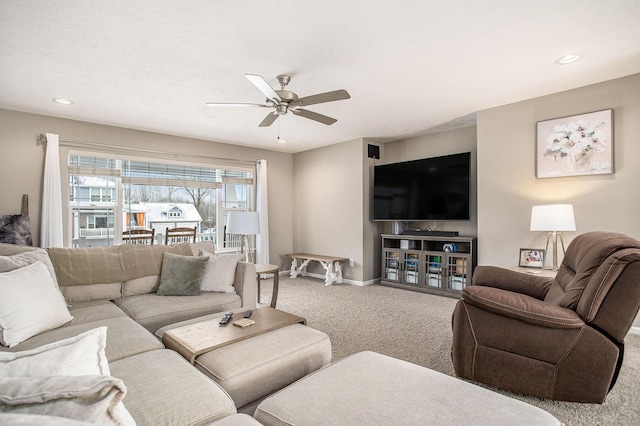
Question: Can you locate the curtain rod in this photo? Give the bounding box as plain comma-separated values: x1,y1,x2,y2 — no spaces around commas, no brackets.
37,134,258,167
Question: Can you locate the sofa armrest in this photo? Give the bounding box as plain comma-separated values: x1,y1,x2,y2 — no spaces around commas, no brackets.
234,261,257,309
462,286,584,329
471,265,553,300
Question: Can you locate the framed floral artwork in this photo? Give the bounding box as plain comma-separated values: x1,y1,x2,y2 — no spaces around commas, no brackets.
536,109,614,178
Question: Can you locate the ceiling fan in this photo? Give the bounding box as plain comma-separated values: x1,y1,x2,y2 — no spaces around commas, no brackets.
206,74,350,127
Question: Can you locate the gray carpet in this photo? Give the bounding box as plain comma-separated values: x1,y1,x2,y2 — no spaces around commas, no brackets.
259,275,640,426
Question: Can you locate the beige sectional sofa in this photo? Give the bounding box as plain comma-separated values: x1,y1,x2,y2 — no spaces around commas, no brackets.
0,242,261,425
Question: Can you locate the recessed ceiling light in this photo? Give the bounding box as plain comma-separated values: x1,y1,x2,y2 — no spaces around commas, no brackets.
53,98,73,105
555,54,581,65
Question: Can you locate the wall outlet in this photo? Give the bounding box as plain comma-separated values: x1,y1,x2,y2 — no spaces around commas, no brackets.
349,258,355,267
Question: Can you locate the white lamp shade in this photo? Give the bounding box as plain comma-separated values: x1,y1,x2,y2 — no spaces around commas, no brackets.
226,211,260,235
530,204,576,232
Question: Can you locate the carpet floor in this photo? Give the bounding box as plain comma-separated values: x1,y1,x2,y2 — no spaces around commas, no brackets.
259,275,640,426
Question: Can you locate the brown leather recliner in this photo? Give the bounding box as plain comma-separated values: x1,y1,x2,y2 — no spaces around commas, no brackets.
451,231,640,403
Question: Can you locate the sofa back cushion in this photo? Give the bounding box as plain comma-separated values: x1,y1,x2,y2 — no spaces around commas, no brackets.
47,246,123,303
543,232,640,339
47,243,200,302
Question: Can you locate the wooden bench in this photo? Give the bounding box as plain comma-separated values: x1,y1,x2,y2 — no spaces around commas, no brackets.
286,253,349,286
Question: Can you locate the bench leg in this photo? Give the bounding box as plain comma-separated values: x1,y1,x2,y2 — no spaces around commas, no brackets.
290,258,311,279
319,261,343,286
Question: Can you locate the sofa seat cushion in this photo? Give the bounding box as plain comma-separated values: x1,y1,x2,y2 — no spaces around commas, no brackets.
113,292,241,334
194,323,331,410
109,349,236,426
0,317,163,362
68,300,129,324
212,413,263,425
254,351,562,426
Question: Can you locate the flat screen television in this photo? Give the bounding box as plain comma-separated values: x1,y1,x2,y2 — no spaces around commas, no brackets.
373,152,471,221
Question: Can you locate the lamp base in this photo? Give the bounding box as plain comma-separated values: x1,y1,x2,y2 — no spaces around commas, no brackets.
544,231,567,272
242,235,253,263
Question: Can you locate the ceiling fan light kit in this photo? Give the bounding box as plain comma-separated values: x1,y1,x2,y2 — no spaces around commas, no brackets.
207,73,350,127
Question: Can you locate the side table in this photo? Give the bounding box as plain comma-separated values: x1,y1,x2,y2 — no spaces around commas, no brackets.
255,263,280,308
510,266,558,278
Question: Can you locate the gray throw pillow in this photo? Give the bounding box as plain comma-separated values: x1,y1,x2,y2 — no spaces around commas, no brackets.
157,252,208,296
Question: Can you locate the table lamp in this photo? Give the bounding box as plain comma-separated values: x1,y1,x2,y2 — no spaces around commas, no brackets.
226,211,260,263
530,204,576,271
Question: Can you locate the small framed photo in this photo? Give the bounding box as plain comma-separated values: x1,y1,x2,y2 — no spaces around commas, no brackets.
519,249,545,269
536,109,614,178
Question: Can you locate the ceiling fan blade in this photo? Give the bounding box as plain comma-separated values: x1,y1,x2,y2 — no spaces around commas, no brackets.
292,108,337,125
295,89,350,107
205,102,267,107
258,112,279,127
245,74,281,103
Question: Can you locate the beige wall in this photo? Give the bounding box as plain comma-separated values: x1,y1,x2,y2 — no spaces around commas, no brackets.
477,73,640,268
292,138,365,281
0,109,294,265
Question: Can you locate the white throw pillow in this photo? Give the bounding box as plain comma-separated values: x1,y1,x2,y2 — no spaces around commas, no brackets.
0,262,73,347
0,375,130,425
199,250,243,293
0,327,109,376
0,248,61,290
0,327,136,426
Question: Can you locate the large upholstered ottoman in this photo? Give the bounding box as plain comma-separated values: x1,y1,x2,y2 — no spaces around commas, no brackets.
156,312,332,413
254,351,563,426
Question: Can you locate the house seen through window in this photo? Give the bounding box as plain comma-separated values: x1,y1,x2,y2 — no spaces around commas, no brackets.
66,153,254,250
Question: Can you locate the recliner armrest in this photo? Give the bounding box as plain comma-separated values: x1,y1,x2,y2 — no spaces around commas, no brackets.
462,286,584,329
471,266,553,300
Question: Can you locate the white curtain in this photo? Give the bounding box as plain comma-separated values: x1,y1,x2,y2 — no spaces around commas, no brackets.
255,159,270,264
40,133,64,247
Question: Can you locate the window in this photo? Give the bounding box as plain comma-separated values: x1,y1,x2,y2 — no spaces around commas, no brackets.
66,152,254,249
168,209,182,218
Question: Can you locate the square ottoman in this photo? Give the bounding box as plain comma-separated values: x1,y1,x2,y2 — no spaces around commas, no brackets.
156,313,332,413
254,351,562,426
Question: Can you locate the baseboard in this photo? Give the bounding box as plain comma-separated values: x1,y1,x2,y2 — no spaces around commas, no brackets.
277,270,378,286
629,326,640,336
298,272,376,287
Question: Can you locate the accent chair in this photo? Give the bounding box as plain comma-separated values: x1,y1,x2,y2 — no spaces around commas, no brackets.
451,231,640,403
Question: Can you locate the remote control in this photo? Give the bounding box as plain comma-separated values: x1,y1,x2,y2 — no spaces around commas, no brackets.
243,310,252,319
219,312,233,326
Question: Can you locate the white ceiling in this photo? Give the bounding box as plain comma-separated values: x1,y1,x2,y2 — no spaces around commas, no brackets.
1,0,639,154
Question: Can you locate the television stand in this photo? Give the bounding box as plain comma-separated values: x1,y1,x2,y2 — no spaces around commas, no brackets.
380,234,477,297
402,230,459,237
